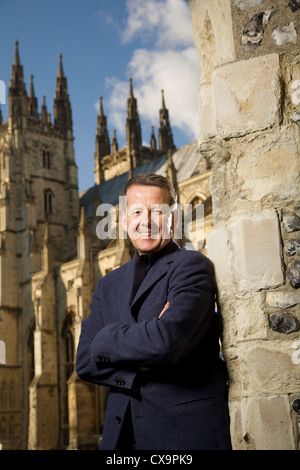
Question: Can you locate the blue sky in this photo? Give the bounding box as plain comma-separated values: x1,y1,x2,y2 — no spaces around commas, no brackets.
0,0,200,192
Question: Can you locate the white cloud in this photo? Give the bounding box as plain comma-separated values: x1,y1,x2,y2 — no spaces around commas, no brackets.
122,0,194,48
97,0,200,147
128,47,199,137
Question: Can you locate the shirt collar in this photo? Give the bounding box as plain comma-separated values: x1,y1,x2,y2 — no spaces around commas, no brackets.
135,239,175,269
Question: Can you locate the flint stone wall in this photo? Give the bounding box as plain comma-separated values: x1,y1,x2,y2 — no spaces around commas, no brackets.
189,0,300,449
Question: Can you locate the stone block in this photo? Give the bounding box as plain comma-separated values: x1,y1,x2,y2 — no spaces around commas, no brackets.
268,312,299,334
235,292,267,340
240,395,296,450
236,138,300,202
228,210,284,292
272,22,297,46
287,260,300,288
234,0,263,9
212,54,281,138
266,290,300,308
227,400,247,450
198,83,217,144
238,340,300,396
206,225,233,293
283,212,300,233
189,0,235,84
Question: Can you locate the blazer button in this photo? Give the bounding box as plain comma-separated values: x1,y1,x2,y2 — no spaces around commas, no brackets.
115,416,121,424
114,378,126,386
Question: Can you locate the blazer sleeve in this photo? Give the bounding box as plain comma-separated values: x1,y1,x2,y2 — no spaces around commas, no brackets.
75,280,138,392
88,250,216,369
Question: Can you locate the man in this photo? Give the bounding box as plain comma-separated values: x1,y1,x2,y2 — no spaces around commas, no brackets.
76,173,231,450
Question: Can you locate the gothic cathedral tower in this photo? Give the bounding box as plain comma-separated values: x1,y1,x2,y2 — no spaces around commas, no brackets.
0,42,79,449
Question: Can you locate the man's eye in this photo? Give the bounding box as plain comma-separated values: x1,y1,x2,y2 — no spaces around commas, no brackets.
152,209,162,215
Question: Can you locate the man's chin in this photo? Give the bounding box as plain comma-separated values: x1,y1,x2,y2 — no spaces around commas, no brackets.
135,238,170,254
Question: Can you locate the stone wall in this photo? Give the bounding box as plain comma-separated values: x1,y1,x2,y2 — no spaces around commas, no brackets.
189,0,300,450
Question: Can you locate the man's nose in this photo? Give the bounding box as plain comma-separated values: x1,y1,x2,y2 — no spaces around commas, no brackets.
140,209,152,226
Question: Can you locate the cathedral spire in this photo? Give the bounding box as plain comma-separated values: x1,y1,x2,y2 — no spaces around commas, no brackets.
41,96,51,125
126,78,142,163
112,129,118,153
150,125,157,154
167,148,177,191
158,89,175,154
8,41,28,127
94,96,110,185
129,77,134,99
14,40,21,66
28,75,39,119
58,54,64,78
53,54,72,132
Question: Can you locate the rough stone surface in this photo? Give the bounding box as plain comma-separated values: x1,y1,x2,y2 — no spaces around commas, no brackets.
236,138,300,202
268,312,299,334
241,10,275,48
266,291,300,308
284,238,300,256
212,54,281,138
206,225,232,293
190,0,300,451
240,395,296,450
288,0,300,13
272,22,297,46
234,0,263,9
228,210,283,292
283,212,300,233
287,261,300,288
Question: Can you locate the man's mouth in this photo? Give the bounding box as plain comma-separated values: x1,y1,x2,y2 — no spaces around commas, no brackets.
138,231,158,239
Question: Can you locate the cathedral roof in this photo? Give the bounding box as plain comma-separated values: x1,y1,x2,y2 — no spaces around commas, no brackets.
80,141,205,218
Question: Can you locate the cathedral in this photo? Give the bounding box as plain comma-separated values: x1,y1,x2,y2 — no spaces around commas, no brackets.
0,42,212,449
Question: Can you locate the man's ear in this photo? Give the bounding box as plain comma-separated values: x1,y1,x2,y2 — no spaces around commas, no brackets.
121,210,128,233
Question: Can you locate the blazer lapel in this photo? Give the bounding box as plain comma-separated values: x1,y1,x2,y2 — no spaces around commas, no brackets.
129,240,180,314
118,256,136,323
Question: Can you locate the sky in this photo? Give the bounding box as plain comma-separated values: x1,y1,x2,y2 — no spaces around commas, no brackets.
0,0,200,192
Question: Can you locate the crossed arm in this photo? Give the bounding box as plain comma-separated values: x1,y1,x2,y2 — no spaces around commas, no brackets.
76,254,215,391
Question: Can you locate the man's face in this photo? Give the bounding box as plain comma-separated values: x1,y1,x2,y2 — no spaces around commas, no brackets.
121,184,176,255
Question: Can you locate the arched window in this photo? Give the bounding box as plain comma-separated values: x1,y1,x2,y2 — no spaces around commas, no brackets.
191,196,202,211
44,189,53,214
42,147,51,169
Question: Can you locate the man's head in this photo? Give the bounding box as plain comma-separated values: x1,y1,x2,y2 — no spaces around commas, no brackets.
121,173,178,255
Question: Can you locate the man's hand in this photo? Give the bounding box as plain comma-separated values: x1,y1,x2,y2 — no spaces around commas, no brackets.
158,301,170,318
140,302,170,372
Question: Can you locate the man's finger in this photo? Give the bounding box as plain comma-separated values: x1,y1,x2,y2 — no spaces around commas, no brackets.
158,301,170,318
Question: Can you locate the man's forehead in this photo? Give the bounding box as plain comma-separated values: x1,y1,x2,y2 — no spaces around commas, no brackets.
126,184,168,198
